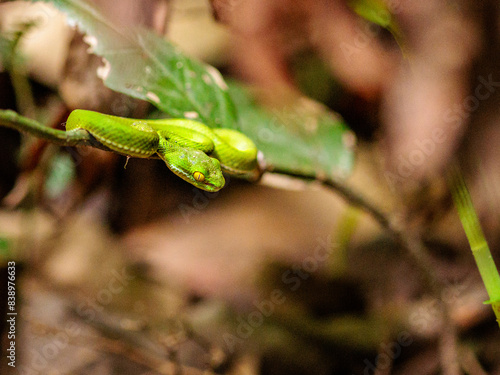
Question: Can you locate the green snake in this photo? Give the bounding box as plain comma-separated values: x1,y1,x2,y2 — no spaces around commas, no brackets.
1,109,260,192
68,110,261,191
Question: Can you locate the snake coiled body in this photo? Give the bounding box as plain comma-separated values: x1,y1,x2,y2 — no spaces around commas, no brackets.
66,110,259,191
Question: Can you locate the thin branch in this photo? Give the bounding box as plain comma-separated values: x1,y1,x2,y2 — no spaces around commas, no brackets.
320,175,392,229
0,109,110,151
314,174,460,375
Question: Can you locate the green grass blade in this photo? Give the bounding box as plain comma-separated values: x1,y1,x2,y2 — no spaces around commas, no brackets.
448,165,500,326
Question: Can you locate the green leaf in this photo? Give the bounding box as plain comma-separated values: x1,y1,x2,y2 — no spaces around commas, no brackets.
347,0,405,55
33,0,355,179
229,84,355,178
32,0,237,128
348,0,392,28
0,236,12,261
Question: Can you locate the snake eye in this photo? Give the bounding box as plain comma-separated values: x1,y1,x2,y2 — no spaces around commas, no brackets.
193,171,205,182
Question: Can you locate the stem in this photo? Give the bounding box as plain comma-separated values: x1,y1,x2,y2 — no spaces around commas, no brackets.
10,69,37,119
269,169,391,229
0,109,74,143
448,164,500,326
5,23,37,118
0,110,111,152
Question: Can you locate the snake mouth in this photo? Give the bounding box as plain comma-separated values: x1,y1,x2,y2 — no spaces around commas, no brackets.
198,180,223,192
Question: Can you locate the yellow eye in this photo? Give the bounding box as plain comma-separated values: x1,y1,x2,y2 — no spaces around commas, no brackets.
193,171,205,182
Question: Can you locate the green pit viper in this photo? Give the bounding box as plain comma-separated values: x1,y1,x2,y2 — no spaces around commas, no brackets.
3,109,261,192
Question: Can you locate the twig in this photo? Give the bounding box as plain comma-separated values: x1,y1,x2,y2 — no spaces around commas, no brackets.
314,174,460,375
0,109,109,151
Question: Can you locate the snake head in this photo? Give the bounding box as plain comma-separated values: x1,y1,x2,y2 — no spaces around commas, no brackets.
165,147,225,192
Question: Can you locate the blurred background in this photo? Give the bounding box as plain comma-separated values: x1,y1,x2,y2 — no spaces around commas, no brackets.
0,0,499,374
